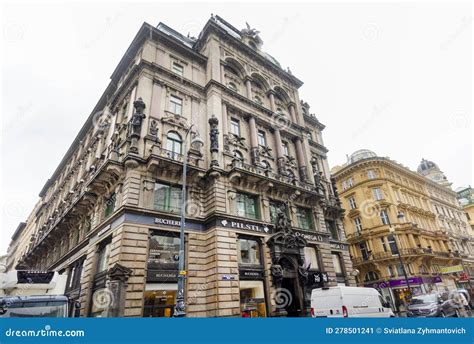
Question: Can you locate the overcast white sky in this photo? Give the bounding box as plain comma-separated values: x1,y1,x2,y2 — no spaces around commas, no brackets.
0,1,472,255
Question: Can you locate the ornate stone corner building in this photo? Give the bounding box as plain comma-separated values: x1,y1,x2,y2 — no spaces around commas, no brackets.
12,16,354,318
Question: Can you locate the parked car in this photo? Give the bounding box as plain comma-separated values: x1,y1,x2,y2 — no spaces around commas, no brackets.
407,293,458,317
311,286,395,318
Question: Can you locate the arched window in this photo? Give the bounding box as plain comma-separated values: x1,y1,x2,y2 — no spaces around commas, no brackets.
166,132,182,156
228,82,238,92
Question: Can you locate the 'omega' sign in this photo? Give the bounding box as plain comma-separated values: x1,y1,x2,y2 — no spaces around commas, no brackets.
330,242,348,250
294,231,325,243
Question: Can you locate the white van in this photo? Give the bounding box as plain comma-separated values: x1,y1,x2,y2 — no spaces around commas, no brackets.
311,286,395,318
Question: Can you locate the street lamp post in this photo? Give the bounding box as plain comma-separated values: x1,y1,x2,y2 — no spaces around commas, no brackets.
387,209,412,307
174,125,204,318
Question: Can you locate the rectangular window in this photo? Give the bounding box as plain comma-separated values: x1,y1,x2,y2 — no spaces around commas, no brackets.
396,263,404,276
326,220,339,240
342,181,347,191
348,197,357,209
347,177,353,187
169,95,182,115
96,240,111,273
304,247,319,270
148,234,180,270
230,118,240,136
104,193,116,218
236,193,259,220
296,207,313,230
237,238,261,266
332,253,344,275
373,188,383,200
354,217,363,233
359,242,370,260
282,142,289,156
380,209,390,225
387,235,399,255
172,63,184,76
393,188,401,202
257,130,266,146
367,169,376,179
387,265,395,277
381,237,388,252
154,182,182,213
269,201,287,224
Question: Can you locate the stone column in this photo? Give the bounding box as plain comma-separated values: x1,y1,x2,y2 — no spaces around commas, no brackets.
288,102,297,123
294,138,308,181
222,102,229,153
248,116,259,164
273,128,285,174
245,77,252,99
220,63,225,84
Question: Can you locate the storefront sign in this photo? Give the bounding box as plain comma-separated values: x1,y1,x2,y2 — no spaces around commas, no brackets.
154,217,181,227
294,230,329,243
239,269,264,280
147,269,178,282
221,275,237,280
218,218,271,234
389,277,423,288
311,272,329,285
330,242,348,250
440,265,464,274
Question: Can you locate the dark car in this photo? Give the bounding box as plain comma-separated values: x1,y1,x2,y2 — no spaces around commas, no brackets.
407,293,458,318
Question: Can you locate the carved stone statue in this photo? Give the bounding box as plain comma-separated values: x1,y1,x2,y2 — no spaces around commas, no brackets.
241,22,260,38
208,115,219,167
129,97,146,153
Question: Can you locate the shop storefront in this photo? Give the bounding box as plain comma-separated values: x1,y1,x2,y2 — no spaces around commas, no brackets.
144,231,180,317
369,276,443,312
237,236,267,318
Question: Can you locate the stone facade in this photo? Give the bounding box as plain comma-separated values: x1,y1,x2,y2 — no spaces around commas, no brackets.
10,16,354,318
332,150,473,311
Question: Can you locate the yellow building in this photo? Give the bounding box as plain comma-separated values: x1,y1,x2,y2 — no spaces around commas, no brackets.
332,150,473,311
456,186,474,288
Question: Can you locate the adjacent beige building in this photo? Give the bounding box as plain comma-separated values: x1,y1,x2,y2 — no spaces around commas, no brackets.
332,150,473,310
9,16,354,318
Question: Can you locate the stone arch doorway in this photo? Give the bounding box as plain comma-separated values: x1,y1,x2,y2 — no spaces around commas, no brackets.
278,256,304,317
